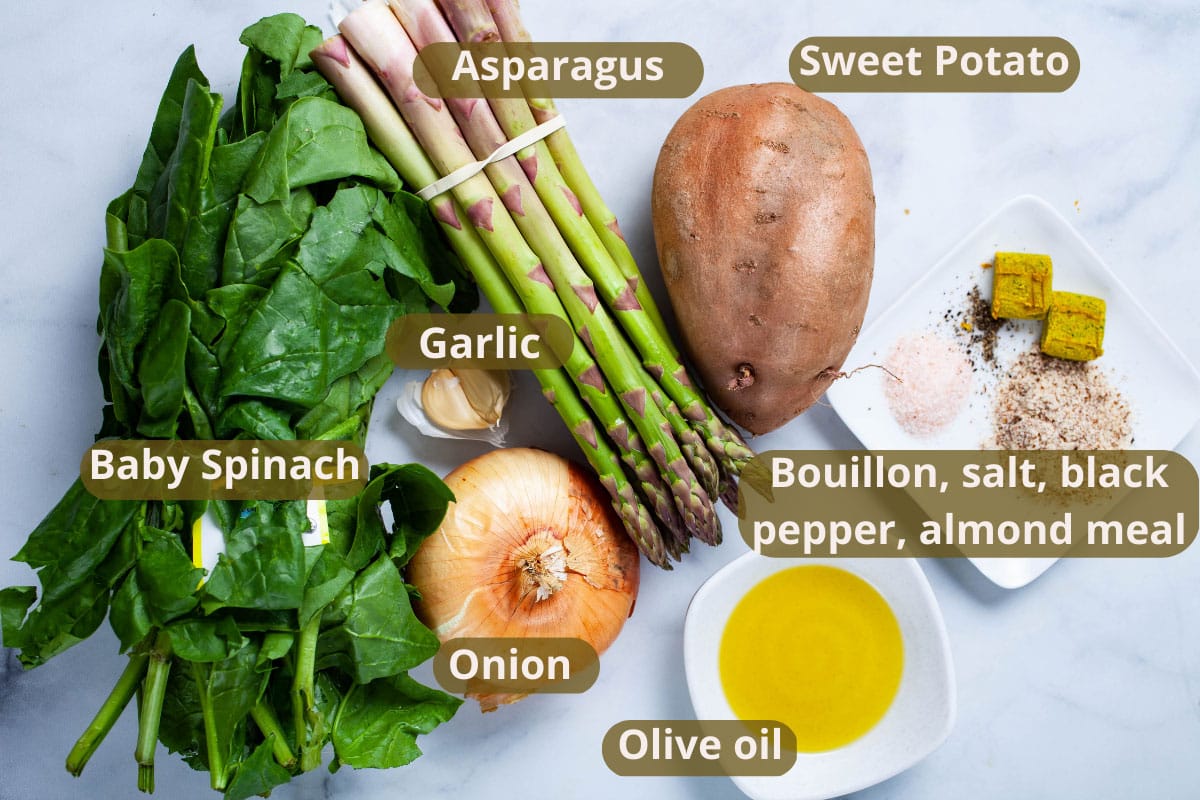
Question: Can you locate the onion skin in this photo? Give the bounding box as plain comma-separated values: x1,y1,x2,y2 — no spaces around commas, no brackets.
407,448,640,710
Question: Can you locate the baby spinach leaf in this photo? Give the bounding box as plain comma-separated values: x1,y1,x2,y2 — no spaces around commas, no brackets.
313,671,344,740
256,631,294,668
193,640,264,786
221,187,316,285
331,673,462,770
0,586,36,649
397,191,477,312
377,464,456,566
103,522,152,652
136,526,203,623
185,337,223,432
229,15,326,139
295,184,388,285
148,79,223,252
3,576,110,668
202,502,307,611
369,193,457,309
229,47,277,140
219,263,396,407
179,131,267,297
166,615,246,663
138,298,191,429
99,238,188,395
294,186,454,309
123,47,210,247
275,70,333,103
294,353,392,444
241,97,398,206
239,14,323,79
223,735,292,800
321,268,393,308
386,270,443,317
344,462,444,572
159,660,210,771
109,571,153,651
345,477,389,572
13,479,139,607
215,399,296,441
182,383,216,440
96,513,142,586
206,282,268,369
318,555,440,684
299,547,354,629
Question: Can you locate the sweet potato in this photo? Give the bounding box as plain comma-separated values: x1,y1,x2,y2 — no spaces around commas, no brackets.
651,82,875,434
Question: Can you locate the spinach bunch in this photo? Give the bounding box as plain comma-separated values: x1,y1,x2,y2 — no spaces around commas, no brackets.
0,14,475,797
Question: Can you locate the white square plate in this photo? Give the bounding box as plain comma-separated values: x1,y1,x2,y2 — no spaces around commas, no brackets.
826,195,1200,588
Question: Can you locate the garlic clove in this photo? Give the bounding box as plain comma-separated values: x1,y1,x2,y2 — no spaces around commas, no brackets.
419,368,511,431
452,368,510,426
396,369,509,446
421,369,493,431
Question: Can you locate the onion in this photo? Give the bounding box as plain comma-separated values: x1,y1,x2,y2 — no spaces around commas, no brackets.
407,448,640,710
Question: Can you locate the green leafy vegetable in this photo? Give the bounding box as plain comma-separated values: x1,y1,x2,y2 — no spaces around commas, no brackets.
317,554,440,685
331,673,461,770
1,13,474,797
222,736,293,800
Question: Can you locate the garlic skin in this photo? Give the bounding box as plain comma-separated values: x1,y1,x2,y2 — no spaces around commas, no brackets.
421,369,510,431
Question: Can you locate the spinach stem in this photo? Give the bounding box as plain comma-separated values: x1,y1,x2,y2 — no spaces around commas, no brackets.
191,661,228,792
250,699,297,770
135,631,173,794
105,212,128,252
66,652,150,776
314,414,365,442
292,613,323,772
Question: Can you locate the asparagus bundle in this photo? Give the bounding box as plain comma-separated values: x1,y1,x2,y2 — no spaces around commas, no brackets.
314,0,754,567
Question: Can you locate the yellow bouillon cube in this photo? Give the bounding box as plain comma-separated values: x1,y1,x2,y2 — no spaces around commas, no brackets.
1040,291,1106,361
991,252,1052,319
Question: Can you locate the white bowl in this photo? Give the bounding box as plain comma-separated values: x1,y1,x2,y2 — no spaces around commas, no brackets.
683,554,956,800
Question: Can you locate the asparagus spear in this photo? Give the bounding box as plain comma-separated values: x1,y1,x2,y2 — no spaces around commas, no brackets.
394,0,719,502
311,36,677,565
432,0,754,491
375,0,703,527
479,0,670,339
537,364,674,565
388,0,722,506
337,1,719,543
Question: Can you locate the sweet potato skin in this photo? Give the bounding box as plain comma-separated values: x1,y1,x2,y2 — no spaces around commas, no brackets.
652,82,874,434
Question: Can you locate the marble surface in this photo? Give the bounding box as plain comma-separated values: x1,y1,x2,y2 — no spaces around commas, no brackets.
2,1,1199,798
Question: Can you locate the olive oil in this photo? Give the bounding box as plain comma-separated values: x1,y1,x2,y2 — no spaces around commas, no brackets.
718,566,904,752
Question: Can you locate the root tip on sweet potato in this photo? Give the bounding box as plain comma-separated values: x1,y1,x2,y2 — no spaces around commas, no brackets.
727,364,756,391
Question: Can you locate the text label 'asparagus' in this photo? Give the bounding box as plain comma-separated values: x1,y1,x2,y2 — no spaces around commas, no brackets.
415,42,704,98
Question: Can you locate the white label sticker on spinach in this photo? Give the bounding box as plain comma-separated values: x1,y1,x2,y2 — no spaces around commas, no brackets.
192,500,329,579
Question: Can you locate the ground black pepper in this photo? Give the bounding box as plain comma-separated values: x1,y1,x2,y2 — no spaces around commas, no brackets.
965,285,1006,364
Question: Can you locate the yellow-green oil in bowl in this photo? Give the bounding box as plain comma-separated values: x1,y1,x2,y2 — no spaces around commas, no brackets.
718,565,904,752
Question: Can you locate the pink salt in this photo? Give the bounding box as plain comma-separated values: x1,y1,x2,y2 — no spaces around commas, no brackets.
883,333,972,437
